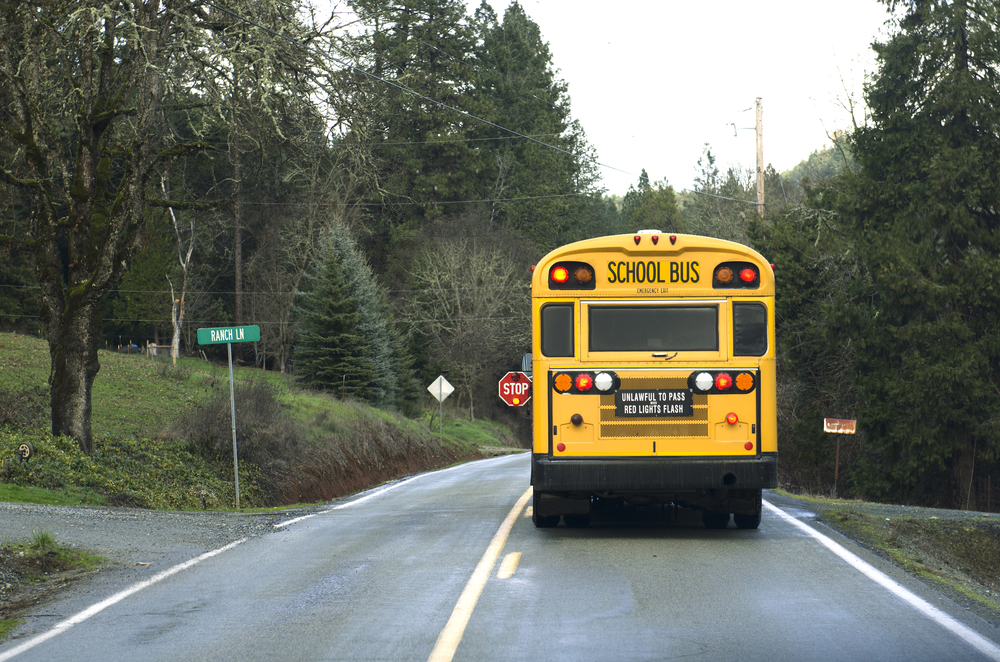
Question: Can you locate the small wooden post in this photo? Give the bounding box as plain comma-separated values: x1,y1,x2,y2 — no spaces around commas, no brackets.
824,418,856,497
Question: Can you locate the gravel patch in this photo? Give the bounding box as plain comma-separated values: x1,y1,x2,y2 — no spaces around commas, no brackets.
0,501,326,625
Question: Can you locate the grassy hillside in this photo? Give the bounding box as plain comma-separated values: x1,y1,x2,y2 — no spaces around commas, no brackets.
0,333,522,510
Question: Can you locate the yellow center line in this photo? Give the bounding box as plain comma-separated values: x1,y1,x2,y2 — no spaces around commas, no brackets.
496,552,522,579
427,486,533,662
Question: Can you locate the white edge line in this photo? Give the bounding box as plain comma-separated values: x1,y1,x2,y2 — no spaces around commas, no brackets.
273,452,527,529
0,538,247,662
763,499,1000,661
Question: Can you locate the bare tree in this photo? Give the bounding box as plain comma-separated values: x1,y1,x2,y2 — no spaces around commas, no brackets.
0,0,346,452
160,176,196,365
406,228,530,421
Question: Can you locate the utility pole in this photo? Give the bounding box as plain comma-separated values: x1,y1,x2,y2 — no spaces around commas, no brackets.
755,97,764,218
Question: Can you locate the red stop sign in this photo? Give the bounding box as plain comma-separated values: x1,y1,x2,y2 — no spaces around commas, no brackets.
498,371,532,406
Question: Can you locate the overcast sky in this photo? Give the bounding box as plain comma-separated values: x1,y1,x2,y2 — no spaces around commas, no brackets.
475,0,896,196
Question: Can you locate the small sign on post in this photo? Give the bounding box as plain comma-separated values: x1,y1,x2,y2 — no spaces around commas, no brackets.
824,418,857,434
824,418,857,495
427,376,454,443
198,325,260,510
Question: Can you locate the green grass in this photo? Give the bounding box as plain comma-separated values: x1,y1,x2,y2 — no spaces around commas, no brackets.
0,618,21,640
0,332,519,510
431,415,520,453
0,530,104,640
1,429,268,510
0,482,107,506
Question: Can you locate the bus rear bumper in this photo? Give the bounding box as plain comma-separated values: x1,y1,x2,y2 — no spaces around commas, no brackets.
532,453,778,493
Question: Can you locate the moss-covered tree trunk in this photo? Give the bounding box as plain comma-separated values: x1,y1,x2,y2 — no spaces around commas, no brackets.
46,297,103,454
0,2,168,454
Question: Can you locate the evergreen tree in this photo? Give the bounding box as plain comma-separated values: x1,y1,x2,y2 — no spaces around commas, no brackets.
324,222,418,408
111,212,177,343
620,169,683,233
293,249,373,399
347,0,488,232
682,145,757,243
474,1,601,247
828,0,1000,508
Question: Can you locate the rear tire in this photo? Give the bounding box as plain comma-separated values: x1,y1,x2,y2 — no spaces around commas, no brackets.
734,490,762,530
532,490,560,528
702,511,730,529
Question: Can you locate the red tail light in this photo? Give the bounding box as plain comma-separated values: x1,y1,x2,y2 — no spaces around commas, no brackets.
715,373,733,390
551,265,570,284
726,412,739,425
575,374,594,391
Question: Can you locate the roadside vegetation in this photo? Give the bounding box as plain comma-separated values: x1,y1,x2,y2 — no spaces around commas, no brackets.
0,531,103,638
0,333,523,511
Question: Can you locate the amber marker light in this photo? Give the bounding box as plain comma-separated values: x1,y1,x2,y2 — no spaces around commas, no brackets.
574,266,593,284
736,373,754,391
554,373,573,392
715,266,734,284
726,412,739,425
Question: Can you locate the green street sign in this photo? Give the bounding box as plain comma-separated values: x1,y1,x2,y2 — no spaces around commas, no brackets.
197,325,260,345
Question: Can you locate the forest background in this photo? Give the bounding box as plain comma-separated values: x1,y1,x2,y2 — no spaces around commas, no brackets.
1,0,998,512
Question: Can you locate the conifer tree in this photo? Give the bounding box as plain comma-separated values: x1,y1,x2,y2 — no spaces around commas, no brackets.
293,249,373,399
474,1,601,247
324,223,418,409
829,0,1000,507
620,170,683,233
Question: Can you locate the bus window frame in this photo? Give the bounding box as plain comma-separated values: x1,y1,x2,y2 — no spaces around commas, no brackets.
539,301,576,358
732,301,770,357
579,299,730,362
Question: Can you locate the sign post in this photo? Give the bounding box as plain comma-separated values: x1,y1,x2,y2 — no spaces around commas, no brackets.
198,325,260,509
498,371,532,407
427,376,454,444
824,418,857,495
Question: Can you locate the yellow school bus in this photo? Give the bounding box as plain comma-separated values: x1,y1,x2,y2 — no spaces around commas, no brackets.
529,231,776,529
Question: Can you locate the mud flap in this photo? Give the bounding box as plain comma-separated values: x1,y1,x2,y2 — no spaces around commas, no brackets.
535,493,592,518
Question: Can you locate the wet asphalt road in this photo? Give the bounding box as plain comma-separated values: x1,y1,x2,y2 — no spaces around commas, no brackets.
2,452,1000,661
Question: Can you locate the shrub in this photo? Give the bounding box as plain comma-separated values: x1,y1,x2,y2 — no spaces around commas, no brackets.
167,379,303,494
0,386,48,430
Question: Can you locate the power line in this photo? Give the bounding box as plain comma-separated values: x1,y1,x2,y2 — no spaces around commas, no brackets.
204,3,635,178
389,27,567,115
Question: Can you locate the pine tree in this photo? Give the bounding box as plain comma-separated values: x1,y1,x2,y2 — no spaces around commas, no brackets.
324,223,418,408
830,0,1000,508
347,0,488,229
620,170,683,233
474,1,601,247
293,249,373,399
111,213,177,343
